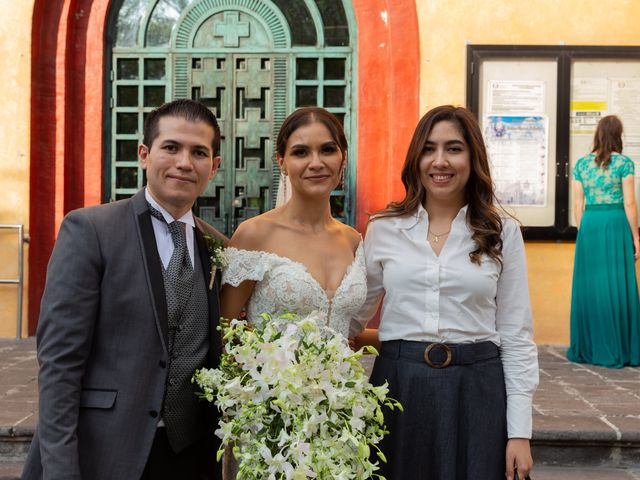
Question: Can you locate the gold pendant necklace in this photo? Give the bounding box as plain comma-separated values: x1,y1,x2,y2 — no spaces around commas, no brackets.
428,228,451,244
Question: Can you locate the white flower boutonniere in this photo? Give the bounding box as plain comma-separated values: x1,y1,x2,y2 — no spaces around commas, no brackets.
203,234,229,290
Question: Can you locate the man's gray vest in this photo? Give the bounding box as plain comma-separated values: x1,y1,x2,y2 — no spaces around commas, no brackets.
161,239,209,453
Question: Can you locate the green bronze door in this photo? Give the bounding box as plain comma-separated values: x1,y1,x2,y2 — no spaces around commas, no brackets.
109,0,356,237
190,54,274,233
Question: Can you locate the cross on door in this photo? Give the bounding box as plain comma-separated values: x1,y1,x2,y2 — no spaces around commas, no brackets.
235,108,269,149
213,12,250,47
235,57,271,99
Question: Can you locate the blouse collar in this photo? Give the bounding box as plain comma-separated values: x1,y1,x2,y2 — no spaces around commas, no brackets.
394,203,468,230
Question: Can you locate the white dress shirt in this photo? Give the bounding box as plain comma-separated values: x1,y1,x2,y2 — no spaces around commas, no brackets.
145,189,195,269
352,204,539,438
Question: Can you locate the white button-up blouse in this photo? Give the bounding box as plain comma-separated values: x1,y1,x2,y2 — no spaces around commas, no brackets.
351,204,539,439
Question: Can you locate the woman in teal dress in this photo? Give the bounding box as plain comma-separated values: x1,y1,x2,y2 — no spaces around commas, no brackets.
568,115,640,368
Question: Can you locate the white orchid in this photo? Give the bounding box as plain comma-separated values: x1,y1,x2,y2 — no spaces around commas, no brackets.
192,312,402,479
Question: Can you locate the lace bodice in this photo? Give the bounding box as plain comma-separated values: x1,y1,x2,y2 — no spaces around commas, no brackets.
573,153,635,205
221,242,367,338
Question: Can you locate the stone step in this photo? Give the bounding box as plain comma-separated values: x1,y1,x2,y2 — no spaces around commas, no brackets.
2,435,639,475
2,457,639,480
0,428,31,480
0,432,30,462
532,414,640,469
533,438,640,469
0,461,22,480
534,465,640,479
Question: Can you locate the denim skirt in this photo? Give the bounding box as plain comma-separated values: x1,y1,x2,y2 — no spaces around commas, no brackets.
370,340,507,480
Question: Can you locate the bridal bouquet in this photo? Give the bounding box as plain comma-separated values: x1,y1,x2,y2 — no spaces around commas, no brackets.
193,312,401,480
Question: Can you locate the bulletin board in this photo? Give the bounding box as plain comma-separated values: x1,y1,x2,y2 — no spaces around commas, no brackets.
478,60,558,227
569,60,640,226
467,46,640,239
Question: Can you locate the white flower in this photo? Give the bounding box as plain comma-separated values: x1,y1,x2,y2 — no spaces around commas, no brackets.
214,247,230,267
192,312,402,480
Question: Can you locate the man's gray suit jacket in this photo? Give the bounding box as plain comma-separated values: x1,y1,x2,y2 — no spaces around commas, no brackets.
22,189,223,480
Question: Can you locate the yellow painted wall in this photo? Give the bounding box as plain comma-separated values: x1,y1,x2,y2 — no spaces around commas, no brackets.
417,0,640,344
0,1,32,337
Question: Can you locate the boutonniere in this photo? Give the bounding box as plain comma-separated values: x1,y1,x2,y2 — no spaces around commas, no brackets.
203,235,229,290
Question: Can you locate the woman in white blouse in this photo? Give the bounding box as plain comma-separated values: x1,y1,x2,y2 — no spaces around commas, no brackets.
352,105,538,480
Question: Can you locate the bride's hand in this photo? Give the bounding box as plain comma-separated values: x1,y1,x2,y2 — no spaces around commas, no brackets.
348,337,356,351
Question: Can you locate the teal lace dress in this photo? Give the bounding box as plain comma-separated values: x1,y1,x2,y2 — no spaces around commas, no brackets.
568,153,640,367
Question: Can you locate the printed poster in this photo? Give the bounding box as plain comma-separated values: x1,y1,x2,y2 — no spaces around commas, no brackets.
570,78,608,135
484,115,549,207
571,77,640,176
487,80,545,114
610,78,640,176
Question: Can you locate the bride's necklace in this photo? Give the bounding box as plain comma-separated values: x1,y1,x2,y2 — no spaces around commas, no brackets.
428,228,451,244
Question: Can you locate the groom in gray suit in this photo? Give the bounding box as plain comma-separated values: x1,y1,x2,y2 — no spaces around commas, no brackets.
23,99,225,480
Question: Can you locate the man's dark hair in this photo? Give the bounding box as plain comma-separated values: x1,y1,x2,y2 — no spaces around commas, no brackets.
143,99,221,155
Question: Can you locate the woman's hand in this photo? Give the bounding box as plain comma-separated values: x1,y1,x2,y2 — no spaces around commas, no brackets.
505,438,533,480
634,236,639,261
351,328,381,352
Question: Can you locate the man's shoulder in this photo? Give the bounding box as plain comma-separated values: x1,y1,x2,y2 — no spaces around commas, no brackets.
195,217,229,246
62,198,135,233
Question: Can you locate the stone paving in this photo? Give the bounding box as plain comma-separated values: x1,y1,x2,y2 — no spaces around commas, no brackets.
0,339,37,438
534,345,640,446
1,339,640,479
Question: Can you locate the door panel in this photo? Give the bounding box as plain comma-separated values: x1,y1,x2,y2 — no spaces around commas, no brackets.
191,53,274,236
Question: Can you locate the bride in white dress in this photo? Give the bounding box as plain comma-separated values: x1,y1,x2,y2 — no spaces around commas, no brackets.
219,107,368,477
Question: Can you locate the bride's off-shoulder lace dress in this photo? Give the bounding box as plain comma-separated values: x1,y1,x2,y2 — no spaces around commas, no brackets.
219,242,368,479
221,241,367,338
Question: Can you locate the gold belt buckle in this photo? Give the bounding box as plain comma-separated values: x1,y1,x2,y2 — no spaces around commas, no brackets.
423,343,452,368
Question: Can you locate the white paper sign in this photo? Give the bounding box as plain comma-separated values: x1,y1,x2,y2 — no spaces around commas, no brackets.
484,115,549,206
570,77,608,135
487,80,545,114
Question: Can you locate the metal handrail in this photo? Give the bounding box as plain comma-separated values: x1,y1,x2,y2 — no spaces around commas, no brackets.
0,224,24,339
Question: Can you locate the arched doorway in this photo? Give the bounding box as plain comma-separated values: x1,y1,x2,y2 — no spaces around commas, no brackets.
107,0,357,236
28,0,418,334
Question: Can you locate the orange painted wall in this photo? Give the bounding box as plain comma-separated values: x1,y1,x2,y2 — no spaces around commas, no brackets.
28,0,110,334
352,0,420,231
83,1,108,206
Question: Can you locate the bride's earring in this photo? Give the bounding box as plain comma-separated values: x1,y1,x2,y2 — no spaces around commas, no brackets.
282,170,288,200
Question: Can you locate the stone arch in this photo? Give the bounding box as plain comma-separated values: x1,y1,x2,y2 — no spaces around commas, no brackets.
173,0,290,49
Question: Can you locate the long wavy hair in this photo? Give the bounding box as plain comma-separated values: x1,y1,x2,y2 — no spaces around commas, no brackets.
592,115,623,169
373,105,504,266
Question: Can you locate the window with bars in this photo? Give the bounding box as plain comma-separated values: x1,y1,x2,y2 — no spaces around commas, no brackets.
294,55,350,218
112,56,170,200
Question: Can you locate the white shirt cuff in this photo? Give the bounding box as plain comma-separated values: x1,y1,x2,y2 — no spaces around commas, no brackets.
506,392,533,438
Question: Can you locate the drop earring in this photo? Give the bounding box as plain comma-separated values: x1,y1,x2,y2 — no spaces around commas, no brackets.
283,171,288,200
276,169,289,207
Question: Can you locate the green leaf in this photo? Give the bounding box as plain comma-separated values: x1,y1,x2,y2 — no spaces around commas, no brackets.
363,345,380,356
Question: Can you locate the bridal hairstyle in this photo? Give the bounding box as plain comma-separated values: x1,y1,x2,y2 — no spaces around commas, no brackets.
592,115,623,169
276,107,348,164
374,105,504,266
